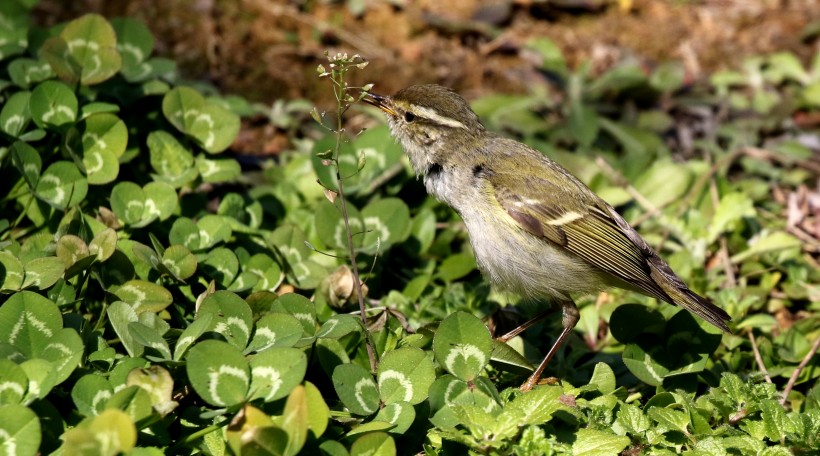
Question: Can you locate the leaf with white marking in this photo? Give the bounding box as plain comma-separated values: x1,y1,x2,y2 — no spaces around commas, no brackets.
0,359,27,405
111,279,173,314
126,365,177,416
432,311,492,382
186,339,250,407
173,313,212,361
622,342,670,387
29,80,77,129
360,198,411,254
147,130,198,188
0,251,24,291
168,217,201,251
248,347,307,402
138,181,177,226
316,314,362,339
10,141,40,189
373,402,415,435
71,373,115,416
271,293,317,344
19,359,58,403
196,155,241,183
160,244,197,280
78,113,127,184
246,312,303,353
0,291,62,358
35,161,87,210
128,322,172,360
377,347,435,405
0,405,40,456
8,58,55,89
197,290,253,349
200,247,239,287
88,228,117,262
196,215,232,249
0,91,31,136
54,14,122,85
35,327,83,385
162,86,239,154
332,363,379,416
110,182,145,225
111,17,153,72
107,301,142,358
22,256,65,290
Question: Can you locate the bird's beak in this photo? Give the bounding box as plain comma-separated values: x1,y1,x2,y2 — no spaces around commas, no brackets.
363,92,397,117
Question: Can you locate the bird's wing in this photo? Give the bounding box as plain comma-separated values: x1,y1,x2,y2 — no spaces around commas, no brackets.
486,168,670,303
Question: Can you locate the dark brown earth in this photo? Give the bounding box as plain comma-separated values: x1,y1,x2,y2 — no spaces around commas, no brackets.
34,0,820,153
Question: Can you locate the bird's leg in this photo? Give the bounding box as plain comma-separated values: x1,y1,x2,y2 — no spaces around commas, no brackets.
520,299,579,392
496,308,557,343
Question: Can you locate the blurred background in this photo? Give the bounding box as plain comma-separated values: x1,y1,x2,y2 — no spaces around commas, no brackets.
32,0,820,151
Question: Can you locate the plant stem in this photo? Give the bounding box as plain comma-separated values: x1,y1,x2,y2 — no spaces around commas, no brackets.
329,66,378,373
780,335,820,406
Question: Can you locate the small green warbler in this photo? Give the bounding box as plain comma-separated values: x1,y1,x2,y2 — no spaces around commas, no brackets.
365,84,731,391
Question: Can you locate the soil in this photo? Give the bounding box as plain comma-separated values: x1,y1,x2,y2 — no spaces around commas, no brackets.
33,0,820,154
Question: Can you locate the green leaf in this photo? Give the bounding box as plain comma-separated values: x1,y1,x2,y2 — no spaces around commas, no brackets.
377,347,435,405
197,290,253,349
333,363,379,416
36,328,83,385
110,181,145,225
0,405,41,456
173,313,212,361
273,385,310,456
622,343,669,387
304,381,330,439
496,385,564,436
571,428,630,456
126,365,177,416
360,198,411,253
730,231,802,263
29,80,77,129
77,113,127,184
588,362,617,395
633,159,693,208
200,247,239,287
62,409,136,455
0,359,27,405
247,312,304,352
373,401,415,434
433,311,492,382
147,130,198,188
55,14,122,85
160,244,197,280
350,431,395,456
111,17,153,71
186,340,250,407
196,155,241,183
248,347,307,402
8,59,54,89
162,86,240,153
708,192,755,243
0,251,25,291
647,406,691,434
71,374,114,416
111,280,173,313
35,161,87,209
129,322,172,360
107,301,142,357
22,256,65,290
88,228,117,262
1,91,31,136
0,291,62,358
11,141,40,189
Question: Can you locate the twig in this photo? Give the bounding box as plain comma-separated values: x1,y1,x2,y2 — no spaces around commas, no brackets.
705,149,737,288
747,329,772,384
780,335,820,406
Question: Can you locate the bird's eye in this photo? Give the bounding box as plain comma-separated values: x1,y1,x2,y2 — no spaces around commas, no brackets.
404,112,416,122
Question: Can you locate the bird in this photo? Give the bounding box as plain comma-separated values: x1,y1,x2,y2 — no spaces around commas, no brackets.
364,84,731,391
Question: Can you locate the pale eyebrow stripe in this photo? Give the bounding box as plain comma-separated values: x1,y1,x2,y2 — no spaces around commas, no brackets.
412,106,468,130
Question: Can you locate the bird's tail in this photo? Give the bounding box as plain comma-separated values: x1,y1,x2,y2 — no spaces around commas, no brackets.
672,287,731,333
